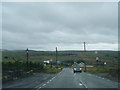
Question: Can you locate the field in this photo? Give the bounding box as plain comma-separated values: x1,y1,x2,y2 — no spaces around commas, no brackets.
85,66,119,81
1,50,119,82
2,50,119,65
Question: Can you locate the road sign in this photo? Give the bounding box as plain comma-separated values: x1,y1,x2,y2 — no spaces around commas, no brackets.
96,57,99,62
57,61,61,64
104,62,107,65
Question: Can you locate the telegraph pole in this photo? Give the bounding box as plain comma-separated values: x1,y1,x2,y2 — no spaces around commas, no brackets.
84,42,86,52
84,42,86,72
56,47,58,64
26,48,29,70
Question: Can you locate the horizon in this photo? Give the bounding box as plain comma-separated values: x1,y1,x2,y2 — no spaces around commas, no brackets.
1,48,118,51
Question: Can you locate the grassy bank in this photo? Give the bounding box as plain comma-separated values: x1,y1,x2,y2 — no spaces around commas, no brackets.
2,60,62,83
86,66,119,82
43,67,62,74
2,50,118,66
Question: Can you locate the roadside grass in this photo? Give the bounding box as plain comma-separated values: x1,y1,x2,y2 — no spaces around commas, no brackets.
86,66,119,82
42,64,63,74
2,60,63,82
0,76,2,79
2,60,44,82
43,67,62,74
86,67,108,74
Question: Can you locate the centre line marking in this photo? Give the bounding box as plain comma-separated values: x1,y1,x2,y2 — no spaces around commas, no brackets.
42,84,46,86
39,87,42,89
47,81,49,84
79,83,82,86
36,86,42,90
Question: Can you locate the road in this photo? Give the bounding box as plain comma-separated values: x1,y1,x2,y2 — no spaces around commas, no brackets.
3,68,118,89
36,68,118,89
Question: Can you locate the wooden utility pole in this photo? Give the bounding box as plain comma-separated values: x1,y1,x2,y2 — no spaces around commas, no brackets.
26,48,29,70
56,47,58,64
84,42,86,52
84,42,86,72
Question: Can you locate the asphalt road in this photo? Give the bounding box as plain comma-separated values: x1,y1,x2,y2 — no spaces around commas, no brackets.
3,68,118,89
3,73,55,88
36,68,118,89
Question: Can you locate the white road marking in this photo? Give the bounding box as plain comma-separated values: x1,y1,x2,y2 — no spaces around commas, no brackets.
79,79,88,88
36,87,41,90
47,81,49,84
51,77,56,80
102,78,104,79
42,84,46,86
53,77,56,79
51,78,54,80
49,80,52,82
39,87,42,89
79,83,82,86
35,85,41,89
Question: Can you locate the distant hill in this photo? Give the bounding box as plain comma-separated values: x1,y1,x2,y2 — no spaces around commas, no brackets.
2,50,118,65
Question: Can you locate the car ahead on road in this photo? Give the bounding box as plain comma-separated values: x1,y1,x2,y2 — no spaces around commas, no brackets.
73,65,82,73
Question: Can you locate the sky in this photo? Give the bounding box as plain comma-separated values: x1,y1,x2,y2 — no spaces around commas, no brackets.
2,2,118,51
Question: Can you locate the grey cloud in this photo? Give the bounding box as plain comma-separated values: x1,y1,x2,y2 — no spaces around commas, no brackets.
2,2,118,50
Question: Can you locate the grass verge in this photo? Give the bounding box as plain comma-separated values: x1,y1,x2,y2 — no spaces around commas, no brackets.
86,66,119,82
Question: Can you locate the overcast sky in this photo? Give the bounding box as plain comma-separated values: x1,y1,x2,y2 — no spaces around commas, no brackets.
2,2,118,51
